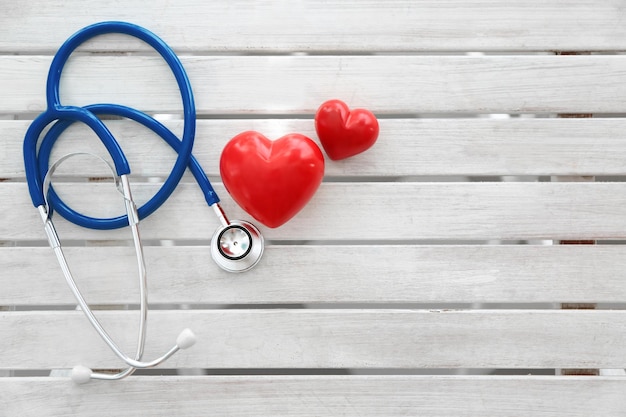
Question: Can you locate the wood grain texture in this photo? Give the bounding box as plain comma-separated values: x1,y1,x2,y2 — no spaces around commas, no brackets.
4,0,626,414
5,118,626,178
2,245,626,305
1,376,625,417
2,0,625,52
6,182,626,241
4,55,626,114
2,310,625,369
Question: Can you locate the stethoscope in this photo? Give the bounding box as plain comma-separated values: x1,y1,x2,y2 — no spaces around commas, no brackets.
22,21,264,383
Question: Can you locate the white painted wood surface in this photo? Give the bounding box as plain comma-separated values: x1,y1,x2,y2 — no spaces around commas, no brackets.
4,118,626,177
4,55,626,114
1,376,626,417
2,245,626,305
2,1,626,415
4,182,626,241
2,0,625,52
2,310,626,369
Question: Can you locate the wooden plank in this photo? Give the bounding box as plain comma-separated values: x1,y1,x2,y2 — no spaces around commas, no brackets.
5,182,626,241
1,376,625,417
1,310,625,369
553,148,599,375
4,55,626,115
2,0,625,52
5,118,626,178
3,245,626,306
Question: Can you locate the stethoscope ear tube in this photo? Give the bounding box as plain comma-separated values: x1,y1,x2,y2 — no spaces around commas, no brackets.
24,21,266,384
36,173,197,384
23,21,205,384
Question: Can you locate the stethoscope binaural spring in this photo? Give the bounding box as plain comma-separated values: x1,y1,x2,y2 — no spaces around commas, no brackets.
23,21,264,384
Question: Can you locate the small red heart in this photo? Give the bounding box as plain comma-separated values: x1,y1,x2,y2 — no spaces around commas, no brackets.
220,131,325,228
315,99,379,160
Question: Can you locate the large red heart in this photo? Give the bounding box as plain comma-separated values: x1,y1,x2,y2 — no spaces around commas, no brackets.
315,99,379,160
220,131,325,228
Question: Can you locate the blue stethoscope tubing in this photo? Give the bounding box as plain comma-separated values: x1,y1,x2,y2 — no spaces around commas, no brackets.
22,21,264,384
23,21,219,230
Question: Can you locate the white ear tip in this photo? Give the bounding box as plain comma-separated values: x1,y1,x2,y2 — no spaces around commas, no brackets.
71,365,92,384
176,328,197,349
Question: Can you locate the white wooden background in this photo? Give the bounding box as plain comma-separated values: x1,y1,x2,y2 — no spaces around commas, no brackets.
2,1,626,416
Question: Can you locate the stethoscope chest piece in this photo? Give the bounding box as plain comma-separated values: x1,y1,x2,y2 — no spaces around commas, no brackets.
211,220,264,273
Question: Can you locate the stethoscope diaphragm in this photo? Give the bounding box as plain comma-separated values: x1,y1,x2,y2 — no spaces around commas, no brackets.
211,220,264,273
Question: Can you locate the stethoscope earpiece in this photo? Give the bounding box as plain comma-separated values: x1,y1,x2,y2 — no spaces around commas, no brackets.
70,327,197,385
211,220,264,273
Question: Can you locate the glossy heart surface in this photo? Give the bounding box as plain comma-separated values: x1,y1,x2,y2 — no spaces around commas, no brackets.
220,131,325,228
314,99,379,160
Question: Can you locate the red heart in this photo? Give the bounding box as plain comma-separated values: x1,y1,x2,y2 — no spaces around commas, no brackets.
220,131,325,228
314,99,379,160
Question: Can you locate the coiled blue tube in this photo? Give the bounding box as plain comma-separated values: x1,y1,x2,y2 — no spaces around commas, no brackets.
23,21,219,230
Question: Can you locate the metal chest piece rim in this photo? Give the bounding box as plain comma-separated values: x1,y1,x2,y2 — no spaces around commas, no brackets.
211,220,264,273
